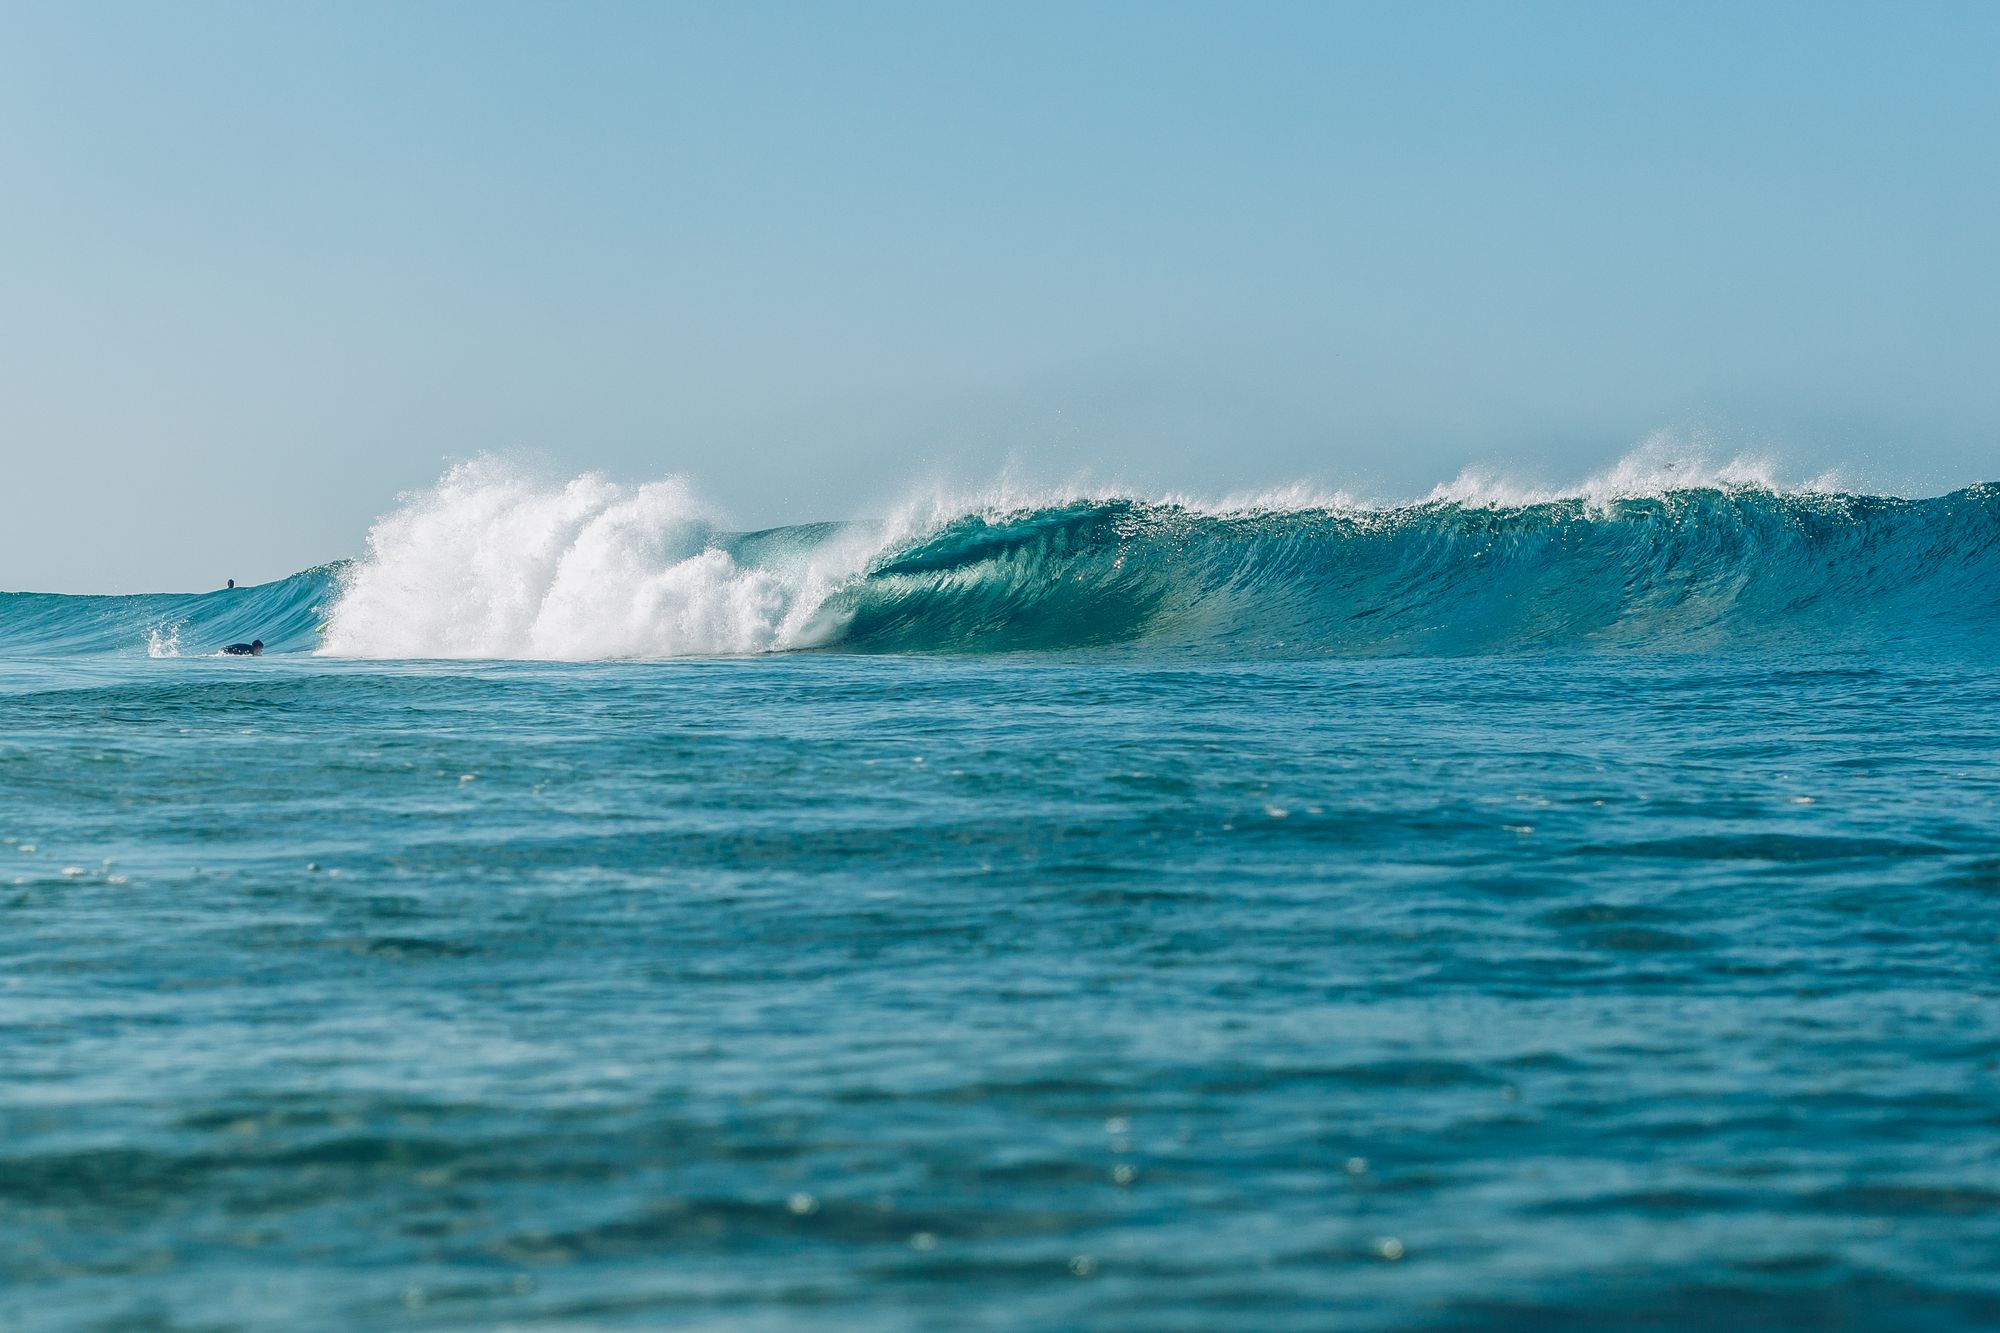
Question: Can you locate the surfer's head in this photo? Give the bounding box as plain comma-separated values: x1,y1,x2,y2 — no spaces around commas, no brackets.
251,640,264,654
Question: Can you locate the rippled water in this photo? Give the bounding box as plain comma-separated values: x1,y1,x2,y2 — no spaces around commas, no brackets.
4,650,1997,1329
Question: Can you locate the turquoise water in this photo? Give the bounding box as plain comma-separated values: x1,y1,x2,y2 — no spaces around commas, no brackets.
4,480,2000,1329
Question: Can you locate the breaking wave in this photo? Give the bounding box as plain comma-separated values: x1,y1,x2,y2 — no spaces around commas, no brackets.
5,457,1998,659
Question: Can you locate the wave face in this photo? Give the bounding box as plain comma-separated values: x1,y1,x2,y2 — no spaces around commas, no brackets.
6,461,1999,659
0,566,340,659
826,485,2000,657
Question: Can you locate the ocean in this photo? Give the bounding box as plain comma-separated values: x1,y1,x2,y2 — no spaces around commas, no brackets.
3,463,1999,1330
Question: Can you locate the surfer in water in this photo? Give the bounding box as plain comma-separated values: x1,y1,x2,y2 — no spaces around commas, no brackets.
221,640,264,656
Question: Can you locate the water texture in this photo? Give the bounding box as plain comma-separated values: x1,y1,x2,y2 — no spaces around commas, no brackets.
3,469,1998,1330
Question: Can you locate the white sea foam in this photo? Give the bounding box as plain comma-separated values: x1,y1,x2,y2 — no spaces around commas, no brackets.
147,623,182,658
317,458,896,659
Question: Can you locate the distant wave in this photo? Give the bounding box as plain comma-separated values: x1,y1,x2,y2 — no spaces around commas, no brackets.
5,457,1998,659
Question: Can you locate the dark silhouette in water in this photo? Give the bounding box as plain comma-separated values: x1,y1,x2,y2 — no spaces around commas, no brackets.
222,640,263,656
227,579,235,589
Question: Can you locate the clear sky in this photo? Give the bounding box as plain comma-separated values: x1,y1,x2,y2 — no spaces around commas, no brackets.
2,0,1995,591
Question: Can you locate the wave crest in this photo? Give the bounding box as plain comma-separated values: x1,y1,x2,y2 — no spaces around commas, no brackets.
6,455,1996,660
311,457,2000,660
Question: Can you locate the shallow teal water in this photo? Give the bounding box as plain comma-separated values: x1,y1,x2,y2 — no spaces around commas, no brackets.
4,649,1998,1330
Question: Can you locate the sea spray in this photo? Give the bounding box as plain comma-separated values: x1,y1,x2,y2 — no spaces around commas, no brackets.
314,458,2000,659
5,456,1997,660
315,459,899,659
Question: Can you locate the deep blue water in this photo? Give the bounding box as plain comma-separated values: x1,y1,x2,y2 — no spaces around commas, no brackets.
4,485,2000,1329
4,651,1999,1330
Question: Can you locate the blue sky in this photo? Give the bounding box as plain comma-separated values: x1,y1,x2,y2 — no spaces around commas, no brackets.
2,0,1995,591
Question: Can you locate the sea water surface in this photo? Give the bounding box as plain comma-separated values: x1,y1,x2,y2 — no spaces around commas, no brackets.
3,468,1999,1330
